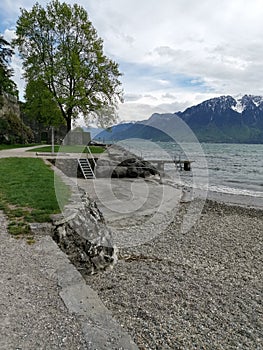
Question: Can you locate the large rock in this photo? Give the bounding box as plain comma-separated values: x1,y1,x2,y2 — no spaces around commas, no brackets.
95,145,160,179
52,190,117,274
112,166,128,178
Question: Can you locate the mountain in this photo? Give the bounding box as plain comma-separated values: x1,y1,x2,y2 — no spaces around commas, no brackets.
95,95,263,143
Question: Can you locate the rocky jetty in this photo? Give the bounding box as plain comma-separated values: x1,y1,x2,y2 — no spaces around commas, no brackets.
95,144,159,179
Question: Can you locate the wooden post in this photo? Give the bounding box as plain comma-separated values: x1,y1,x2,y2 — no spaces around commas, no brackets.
184,161,191,171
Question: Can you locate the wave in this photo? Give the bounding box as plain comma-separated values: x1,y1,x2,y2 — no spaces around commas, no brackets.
207,185,263,198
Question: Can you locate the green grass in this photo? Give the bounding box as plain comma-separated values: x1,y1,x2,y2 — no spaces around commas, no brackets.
0,158,70,236
28,145,105,154
0,144,41,151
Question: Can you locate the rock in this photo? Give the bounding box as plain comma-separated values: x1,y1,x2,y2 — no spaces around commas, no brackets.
118,158,137,166
52,190,117,274
127,166,139,178
95,146,160,179
95,166,115,178
112,166,128,178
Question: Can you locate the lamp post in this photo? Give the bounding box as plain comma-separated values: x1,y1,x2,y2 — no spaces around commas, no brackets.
51,126,55,154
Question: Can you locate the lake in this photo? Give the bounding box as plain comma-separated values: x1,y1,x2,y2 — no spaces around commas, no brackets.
117,140,263,200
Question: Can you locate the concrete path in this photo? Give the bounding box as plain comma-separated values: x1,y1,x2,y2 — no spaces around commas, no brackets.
0,145,47,158
78,178,181,222
77,178,182,248
0,145,80,159
0,212,138,349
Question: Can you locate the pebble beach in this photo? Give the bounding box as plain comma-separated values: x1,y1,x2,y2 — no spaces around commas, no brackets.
86,198,263,350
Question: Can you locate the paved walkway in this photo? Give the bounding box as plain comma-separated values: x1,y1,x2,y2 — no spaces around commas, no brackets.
0,145,77,159
0,146,138,350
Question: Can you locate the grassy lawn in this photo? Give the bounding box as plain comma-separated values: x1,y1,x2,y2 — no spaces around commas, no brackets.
0,158,70,236
0,143,41,151
28,145,105,154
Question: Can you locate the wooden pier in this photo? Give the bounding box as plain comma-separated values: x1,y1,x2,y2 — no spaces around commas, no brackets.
148,159,193,171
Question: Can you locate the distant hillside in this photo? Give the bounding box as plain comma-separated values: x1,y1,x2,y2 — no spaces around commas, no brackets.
95,95,263,143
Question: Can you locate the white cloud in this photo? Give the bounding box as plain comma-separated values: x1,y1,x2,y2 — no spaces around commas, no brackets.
1,0,263,121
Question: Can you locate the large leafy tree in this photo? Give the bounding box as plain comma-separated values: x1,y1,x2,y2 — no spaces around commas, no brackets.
23,78,64,127
13,0,123,131
0,35,18,97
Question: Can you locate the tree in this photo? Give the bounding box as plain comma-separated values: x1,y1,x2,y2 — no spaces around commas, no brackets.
0,35,18,97
23,78,64,127
13,0,123,132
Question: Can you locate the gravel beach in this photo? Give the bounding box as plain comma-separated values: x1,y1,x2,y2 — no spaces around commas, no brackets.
86,198,263,350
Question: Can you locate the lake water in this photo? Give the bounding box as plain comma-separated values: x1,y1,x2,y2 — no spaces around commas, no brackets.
118,140,263,200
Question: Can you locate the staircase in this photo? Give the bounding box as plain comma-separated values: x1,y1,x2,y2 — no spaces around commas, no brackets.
78,158,96,179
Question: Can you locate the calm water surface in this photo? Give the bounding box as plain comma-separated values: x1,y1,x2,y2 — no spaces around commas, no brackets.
119,140,263,198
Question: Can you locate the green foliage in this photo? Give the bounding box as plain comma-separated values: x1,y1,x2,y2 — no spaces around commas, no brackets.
23,79,65,127
0,36,18,97
0,112,34,144
13,0,123,131
0,158,70,236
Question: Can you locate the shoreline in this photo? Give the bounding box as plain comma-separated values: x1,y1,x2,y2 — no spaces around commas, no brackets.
203,188,263,210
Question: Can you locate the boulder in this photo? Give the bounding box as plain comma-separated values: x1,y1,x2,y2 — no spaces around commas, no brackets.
93,145,160,179
52,190,117,274
112,166,128,178
127,166,139,178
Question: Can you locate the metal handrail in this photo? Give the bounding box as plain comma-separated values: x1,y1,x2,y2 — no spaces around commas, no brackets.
86,145,97,178
86,145,96,166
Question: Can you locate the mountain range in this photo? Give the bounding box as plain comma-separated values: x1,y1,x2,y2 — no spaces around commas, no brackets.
95,95,263,143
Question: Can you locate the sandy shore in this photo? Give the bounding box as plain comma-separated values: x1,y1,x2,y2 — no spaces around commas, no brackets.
84,195,263,349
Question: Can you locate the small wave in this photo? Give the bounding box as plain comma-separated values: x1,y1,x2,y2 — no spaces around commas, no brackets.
226,179,243,184
208,185,263,198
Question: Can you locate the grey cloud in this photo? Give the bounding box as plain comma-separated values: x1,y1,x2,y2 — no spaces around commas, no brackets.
119,99,194,122
124,93,143,102
161,93,177,100
154,46,177,57
143,94,158,101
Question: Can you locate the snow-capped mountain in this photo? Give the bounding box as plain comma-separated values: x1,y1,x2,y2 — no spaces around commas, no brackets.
95,95,263,143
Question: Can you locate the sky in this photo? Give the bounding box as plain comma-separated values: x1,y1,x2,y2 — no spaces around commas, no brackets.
1,0,263,123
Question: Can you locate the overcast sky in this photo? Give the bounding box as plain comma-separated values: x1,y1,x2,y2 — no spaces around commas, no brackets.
1,0,263,122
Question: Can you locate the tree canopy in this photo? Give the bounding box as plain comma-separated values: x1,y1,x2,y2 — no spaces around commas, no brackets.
0,35,18,97
13,0,123,131
23,78,64,127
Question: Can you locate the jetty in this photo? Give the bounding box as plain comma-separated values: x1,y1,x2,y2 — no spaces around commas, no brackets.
147,159,193,171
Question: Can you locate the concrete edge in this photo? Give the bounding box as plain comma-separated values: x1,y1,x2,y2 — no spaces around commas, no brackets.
39,236,138,350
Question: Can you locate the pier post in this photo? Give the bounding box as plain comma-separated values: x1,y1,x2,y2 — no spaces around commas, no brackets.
183,161,191,171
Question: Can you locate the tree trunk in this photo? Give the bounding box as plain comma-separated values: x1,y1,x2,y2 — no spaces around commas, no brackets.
66,117,71,132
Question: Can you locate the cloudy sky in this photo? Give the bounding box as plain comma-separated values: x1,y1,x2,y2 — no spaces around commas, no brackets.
1,0,263,122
